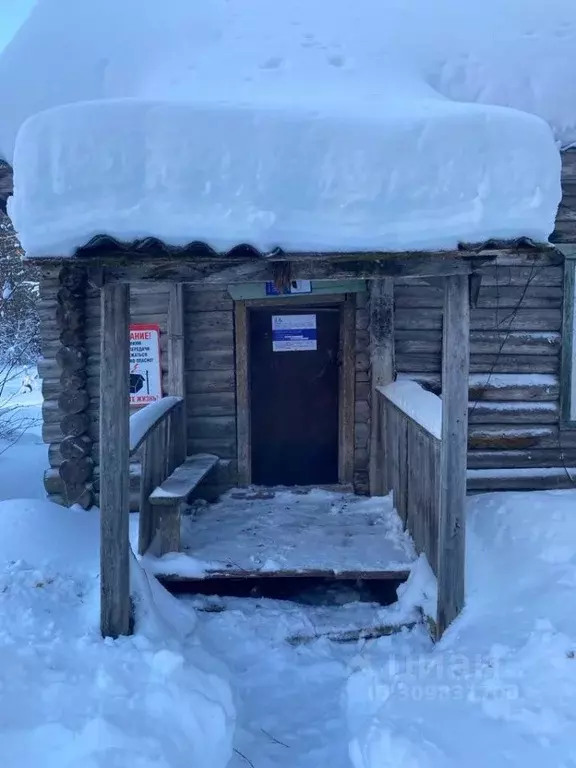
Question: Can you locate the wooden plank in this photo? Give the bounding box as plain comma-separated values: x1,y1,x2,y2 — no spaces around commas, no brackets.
186,369,236,393
467,424,576,450
149,454,219,505
404,373,559,402
339,295,356,484
184,310,234,333
156,567,411,582
138,423,166,555
166,285,186,396
187,391,236,417
468,401,559,424
167,284,187,458
99,282,131,638
406,421,440,575
467,449,576,469
235,302,251,485
395,329,561,357
395,284,563,309
187,415,236,439
561,259,575,425
467,467,576,492
437,274,470,638
397,353,559,375
70,253,479,285
369,279,394,495
395,308,562,331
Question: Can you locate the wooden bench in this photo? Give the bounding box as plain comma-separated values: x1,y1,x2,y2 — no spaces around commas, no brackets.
144,453,219,556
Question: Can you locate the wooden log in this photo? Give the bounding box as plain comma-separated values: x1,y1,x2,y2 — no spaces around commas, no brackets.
59,457,94,485
437,274,470,638
396,353,558,375
395,308,562,332
395,284,563,310
467,467,576,492
404,373,559,402
60,434,93,460
467,448,576,469
56,303,84,331
468,401,558,424
100,282,131,638
59,264,87,293
59,328,85,347
60,412,90,437
58,389,89,414
60,370,88,391
55,346,86,372
66,251,478,285
187,391,236,417
395,330,561,357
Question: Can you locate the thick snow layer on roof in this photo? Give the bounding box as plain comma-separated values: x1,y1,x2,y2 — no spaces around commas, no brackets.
10,94,561,256
2,0,569,254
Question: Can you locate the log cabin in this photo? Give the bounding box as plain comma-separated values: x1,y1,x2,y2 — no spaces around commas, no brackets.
0,148,573,638
29,148,576,509
0,0,574,640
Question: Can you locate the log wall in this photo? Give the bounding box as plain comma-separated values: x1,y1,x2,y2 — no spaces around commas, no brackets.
41,283,368,504
393,251,572,492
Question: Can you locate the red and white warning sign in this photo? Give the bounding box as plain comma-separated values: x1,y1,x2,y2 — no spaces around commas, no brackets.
129,324,162,405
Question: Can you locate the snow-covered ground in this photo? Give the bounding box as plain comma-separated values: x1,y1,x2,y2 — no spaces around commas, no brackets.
3,384,576,766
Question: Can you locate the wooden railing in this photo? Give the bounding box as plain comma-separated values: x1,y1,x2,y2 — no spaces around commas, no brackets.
376,382,442,578
129,396,186,555
374,378,455,638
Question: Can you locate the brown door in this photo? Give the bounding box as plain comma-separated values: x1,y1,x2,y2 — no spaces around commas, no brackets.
249,306,340,486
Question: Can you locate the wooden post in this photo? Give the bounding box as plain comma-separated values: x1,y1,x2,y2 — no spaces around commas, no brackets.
437,275,470,637
235,302,251,485
100,282,131,638
369,279,395,495
167,284,187,458
338,295,356,484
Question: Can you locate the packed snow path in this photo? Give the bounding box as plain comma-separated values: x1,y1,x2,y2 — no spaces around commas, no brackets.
189,592,431,768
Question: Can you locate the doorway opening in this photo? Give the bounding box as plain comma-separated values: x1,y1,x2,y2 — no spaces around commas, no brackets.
235,295,355,487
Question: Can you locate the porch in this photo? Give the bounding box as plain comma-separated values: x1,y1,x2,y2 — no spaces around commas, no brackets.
94,246,479,639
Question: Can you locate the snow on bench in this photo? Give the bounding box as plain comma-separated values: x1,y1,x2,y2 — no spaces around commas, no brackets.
149,454,219,505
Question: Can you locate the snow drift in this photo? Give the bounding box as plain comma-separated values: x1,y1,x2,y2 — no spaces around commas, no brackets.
0,499,235,768
346,490,576,768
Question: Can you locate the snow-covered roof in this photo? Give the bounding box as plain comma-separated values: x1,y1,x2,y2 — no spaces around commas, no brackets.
1,0,573,256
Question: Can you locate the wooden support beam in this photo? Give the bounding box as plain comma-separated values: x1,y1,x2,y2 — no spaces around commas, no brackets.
369,279,395,495
100,282,132,638
74,253,477,285
437,275,470,638
167,284,187,457
235,302,251,485
338,295,356,484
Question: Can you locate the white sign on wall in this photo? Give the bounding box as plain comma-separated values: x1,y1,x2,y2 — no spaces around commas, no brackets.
130,324,162,405
272,314,317,352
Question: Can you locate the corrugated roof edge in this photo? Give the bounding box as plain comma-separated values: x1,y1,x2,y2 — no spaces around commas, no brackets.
23,234,554,263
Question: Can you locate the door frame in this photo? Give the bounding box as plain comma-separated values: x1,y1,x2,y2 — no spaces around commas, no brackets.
234,293,356,486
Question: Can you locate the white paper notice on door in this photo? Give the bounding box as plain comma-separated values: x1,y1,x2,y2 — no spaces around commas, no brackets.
272,314,317,352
